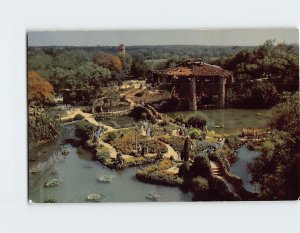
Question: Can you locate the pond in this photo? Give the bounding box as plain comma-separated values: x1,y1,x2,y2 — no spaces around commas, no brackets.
167,108,272,134
28,125,192,203
167,108,268,193
230,146,261,193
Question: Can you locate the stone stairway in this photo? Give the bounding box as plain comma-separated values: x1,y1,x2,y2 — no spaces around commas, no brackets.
211,166,222,176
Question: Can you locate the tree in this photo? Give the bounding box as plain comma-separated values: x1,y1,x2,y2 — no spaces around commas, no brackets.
93,53,123,73
74,121,97,142
248,95,300,200
131,56,148,79
119,54,133,75
218,40,299,107
28,107,61,144
269,92,300,144
189,155,212,178
178,162,190,178
181,137,191,161
28,71,54,103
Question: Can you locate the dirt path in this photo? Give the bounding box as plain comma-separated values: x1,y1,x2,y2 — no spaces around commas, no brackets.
98,140,117,158
61,84,181,163
163,143,180,160
61,109,115,132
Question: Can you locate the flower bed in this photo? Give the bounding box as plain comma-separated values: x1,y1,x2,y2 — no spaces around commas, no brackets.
159,135,185,152
136,159,183,186
104,129,167,154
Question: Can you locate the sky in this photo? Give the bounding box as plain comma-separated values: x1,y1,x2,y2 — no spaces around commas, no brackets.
28,29,299,46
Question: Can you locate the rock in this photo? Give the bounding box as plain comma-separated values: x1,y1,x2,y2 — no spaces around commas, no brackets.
98,175,115,183
44,178,63,187
146,191,161,201
30,167,39,174
62,149,70,156
86,193,105,202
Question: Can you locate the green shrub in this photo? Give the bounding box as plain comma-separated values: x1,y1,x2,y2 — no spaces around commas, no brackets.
181,137,191,162
190,176,210,200
189,128,202,140
136,159,183,186
74,121,97,142
178,162,190,178
188,155,212,178
174,114,185,124
96,149,110,160
159,135,185,152
104,131,118,143
74,114,85,121
28,107,61,144
225,135,242,149
139,139,167,153
81,106,93,113
185,112,208,130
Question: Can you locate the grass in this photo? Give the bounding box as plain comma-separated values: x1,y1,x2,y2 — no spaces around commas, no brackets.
136,158,183,186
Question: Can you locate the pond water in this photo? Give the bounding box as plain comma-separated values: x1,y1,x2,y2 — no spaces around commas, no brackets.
230,147,261,193
167,108,272,134
167,108,269,193
29,125,192,203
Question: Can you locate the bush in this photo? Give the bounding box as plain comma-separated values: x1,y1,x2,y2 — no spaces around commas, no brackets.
104,131,118,143
28,107,61,144
186,112,208,130
140,139,167,154
190,177,209,195
189,128,202,140
178,162,190,178
136,159,183,186
130,106,156,123
81,106,93,113
225,135,242,149
74,121,97,142
74,114,85,121
188,155,212,178
159,135,185,152
181,137,191,161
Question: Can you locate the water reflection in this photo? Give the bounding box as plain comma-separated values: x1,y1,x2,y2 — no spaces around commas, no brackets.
168,108,271,133
230,146,261,193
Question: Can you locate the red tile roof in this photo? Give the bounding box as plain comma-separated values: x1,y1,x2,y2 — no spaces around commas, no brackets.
159,63,232,78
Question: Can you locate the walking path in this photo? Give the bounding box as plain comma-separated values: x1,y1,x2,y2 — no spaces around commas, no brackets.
163,143,180,160
62,108,178,161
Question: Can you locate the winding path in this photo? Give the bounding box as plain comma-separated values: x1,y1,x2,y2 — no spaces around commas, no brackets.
163,143,180,160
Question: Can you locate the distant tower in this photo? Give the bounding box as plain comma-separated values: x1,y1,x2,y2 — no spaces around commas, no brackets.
119,44,126,55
